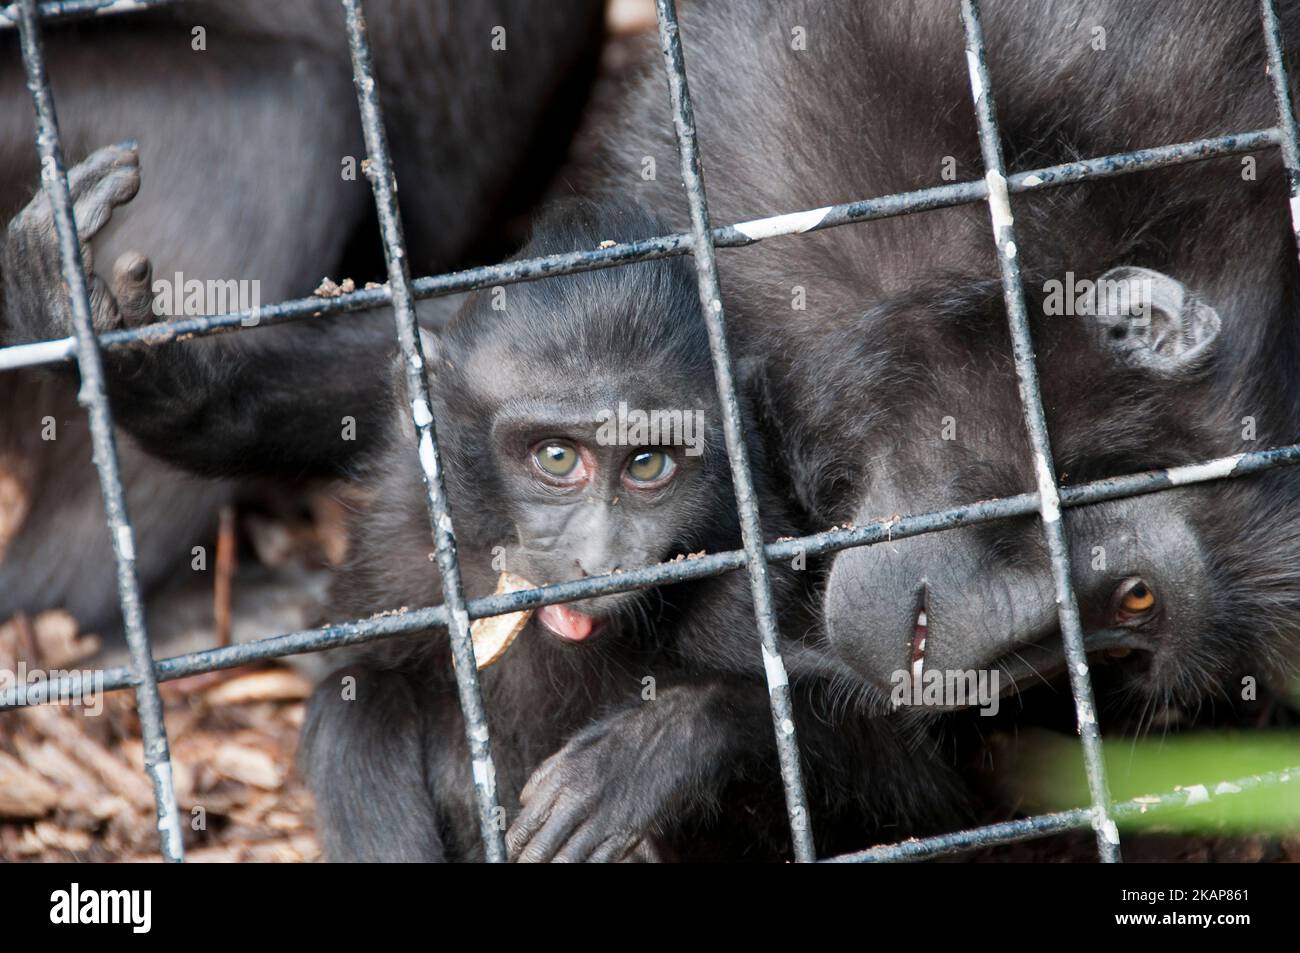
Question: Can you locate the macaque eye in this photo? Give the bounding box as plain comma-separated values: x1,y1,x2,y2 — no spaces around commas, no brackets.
532,441,582,480
1113,578,1157,620
624,449,675,486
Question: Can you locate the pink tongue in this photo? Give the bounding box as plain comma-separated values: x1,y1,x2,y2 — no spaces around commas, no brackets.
537,603,595,641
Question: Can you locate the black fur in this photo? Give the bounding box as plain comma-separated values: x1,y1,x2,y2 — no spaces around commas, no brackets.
8,0,1299,858
0,0,604,630
563,0,1300,712
299,202,966,861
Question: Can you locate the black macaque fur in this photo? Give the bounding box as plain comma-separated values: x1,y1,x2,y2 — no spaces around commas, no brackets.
411,0,1300,853
299,202,968,862
0,12,969,862
0,0,604,631
11,0,1300,860
563,0,1300,714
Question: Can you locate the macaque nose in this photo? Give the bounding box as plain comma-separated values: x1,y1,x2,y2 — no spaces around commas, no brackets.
575,558,621,577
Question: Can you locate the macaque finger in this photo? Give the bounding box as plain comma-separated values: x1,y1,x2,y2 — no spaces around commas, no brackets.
513,800,586,863
70,145,140,245
587,831,643,864
111,252,155,326
620,838,669,863
518,751,564,806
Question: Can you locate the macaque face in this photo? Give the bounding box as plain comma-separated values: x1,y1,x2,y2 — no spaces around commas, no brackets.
825,486,1214,709
818,267,1229,708
427,235,733,645
482,372,728,642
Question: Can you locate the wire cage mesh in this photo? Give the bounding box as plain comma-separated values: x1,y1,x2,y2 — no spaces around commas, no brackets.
2,0,1300,863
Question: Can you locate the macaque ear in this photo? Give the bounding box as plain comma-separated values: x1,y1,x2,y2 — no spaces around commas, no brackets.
1091,266,1220,374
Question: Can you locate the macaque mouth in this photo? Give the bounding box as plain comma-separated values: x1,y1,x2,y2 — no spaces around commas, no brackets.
908,583,930,692
535,601,607,643
987,627,1156,696
909,608,928,691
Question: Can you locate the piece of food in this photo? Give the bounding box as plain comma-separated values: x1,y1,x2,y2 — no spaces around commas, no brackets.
468,573,534,669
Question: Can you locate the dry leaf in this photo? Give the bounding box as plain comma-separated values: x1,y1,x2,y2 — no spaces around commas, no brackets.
20,706,155,810
0,456,32,562
203,669,313,706
32,610,101,668
0,749,58,818
212,743,283,790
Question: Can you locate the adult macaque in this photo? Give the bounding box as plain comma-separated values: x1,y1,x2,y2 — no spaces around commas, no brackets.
566,0,1300,711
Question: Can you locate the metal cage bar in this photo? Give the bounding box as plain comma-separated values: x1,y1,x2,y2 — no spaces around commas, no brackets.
2,0,1299,864
652,0,816,862
1263,0,1300,261
6,442,1299,710
0,128,1282,375
339,0,505,862
959,0,1118,862
0,0,180,29
832,766,1300,864
11,0,183,862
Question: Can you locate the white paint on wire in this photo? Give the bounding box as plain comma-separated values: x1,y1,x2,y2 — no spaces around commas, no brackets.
1034,454,1062,523
1166,453,1244,485
0,336,74,370
733,206,832,240
762,645,789,691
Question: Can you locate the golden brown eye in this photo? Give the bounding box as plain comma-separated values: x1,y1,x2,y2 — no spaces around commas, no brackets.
533,442,579,478
1119,580,1155,614
625,449,674,485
